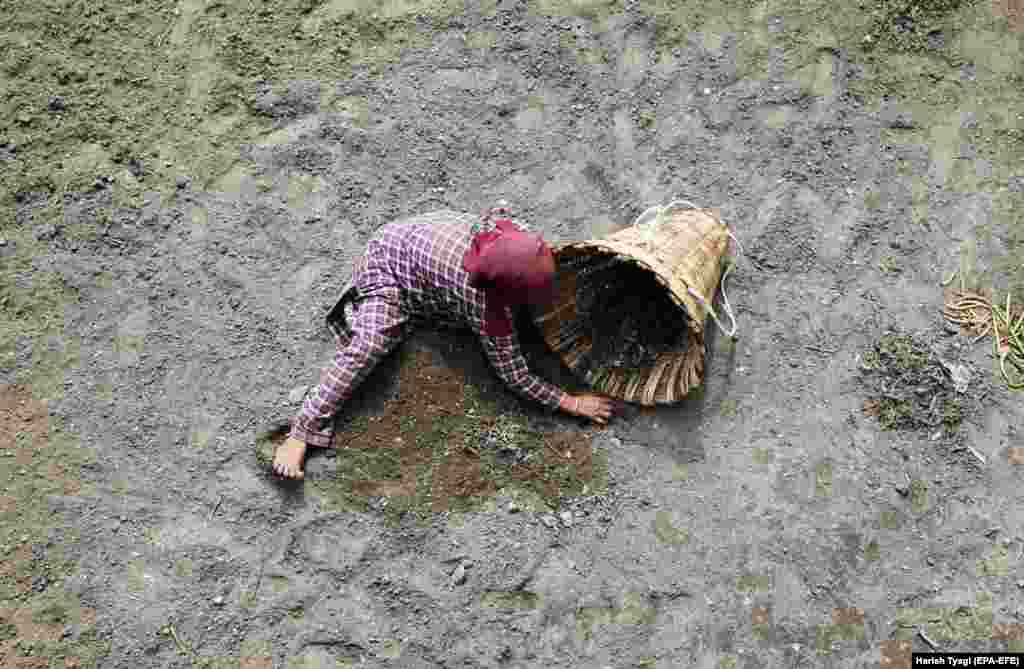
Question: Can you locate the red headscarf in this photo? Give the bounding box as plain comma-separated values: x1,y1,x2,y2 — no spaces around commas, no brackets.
463,218,555,337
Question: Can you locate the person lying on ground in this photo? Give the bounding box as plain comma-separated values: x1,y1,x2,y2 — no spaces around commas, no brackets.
272,205,615,479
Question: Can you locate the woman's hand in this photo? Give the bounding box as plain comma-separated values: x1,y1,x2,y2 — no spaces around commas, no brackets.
561,393,615,425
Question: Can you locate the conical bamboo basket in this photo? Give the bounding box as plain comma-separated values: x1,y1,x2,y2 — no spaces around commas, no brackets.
532,206,731,405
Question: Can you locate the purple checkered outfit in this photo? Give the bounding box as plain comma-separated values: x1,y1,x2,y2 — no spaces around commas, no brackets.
289,208,566,448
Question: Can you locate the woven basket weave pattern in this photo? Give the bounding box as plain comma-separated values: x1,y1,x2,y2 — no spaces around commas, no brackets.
533,208,728,406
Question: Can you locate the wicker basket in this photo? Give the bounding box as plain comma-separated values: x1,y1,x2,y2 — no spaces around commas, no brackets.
532,205,732,406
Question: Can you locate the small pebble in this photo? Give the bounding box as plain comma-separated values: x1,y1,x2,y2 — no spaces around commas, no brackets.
212,595,225,606
559,511,574,527
176,176,190,190
507,501,521,513
127,157,145,177
540,514,558,528
287,385,310,404
702,87,711,95
450,563,467,585
34,223,58,241
0,239,7,246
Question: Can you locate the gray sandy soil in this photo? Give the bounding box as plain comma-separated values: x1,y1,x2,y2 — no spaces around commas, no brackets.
2,1,1024,668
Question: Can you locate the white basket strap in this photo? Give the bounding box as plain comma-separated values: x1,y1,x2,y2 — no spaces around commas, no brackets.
630,198,744,339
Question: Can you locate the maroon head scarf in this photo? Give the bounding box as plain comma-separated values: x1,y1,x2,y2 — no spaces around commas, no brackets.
463,218,555,337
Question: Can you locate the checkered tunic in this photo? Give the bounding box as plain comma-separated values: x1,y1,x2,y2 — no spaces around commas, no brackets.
290,208,566,448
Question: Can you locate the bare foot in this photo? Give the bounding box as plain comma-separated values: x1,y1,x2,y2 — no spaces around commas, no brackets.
272,437,307,479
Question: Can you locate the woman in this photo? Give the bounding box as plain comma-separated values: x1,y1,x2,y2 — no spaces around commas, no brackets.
273,205,615,479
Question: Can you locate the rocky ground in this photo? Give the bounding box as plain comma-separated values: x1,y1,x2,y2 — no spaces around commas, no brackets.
2,1,1024,667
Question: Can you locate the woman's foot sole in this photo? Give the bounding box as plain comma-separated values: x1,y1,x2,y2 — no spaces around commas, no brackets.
272,437,307,479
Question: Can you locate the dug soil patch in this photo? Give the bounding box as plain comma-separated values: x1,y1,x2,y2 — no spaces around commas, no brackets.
0,386,104,667
261,346,604,521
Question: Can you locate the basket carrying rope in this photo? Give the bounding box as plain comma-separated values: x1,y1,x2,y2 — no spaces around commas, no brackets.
631,199,744,339
532,198,742,405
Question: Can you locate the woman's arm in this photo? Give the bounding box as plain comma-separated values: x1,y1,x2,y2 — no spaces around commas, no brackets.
291,294,410,447
479,329,612,424
479,329,566,410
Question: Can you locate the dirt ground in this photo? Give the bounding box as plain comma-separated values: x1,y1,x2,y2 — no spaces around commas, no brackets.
2,1,1024,667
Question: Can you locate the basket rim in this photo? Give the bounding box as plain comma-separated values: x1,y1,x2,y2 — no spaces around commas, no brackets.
550,243,706,334
580,328,707,405
551,206,729,308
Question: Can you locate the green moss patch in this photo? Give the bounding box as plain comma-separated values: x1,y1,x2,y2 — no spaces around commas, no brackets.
641,0,774,77
736,573,772,593
575,592,657,641
0,386,93,614
859,332,969,434
895,593,994,642
277,347,608,525
0,0,461,230
861,0,978,54
480,590,540,610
